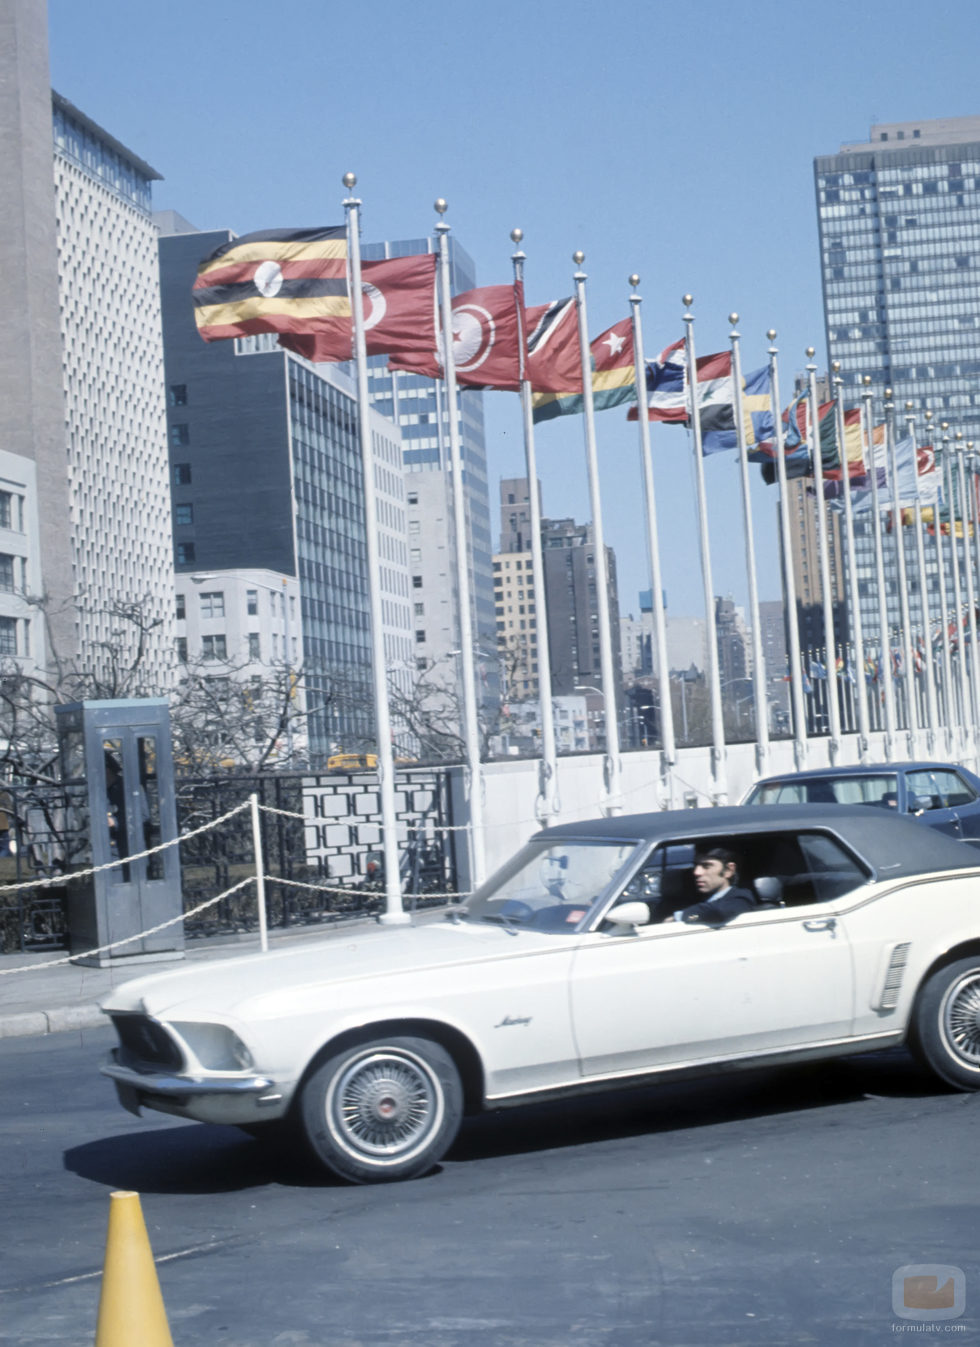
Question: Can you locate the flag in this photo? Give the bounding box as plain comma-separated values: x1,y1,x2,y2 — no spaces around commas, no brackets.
525,298,582,393
738,366,775,456
390,283,523,390
278,253,437,363
628,339,687,422
809,658,827,680
532,319,634,422
825,421,887,509
627,341,742,453
822,407,865,483
759,389,812,483
193,226,348,343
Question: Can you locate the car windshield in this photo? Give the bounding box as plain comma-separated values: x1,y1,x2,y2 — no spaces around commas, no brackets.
746,774,899,808
463,839,642,932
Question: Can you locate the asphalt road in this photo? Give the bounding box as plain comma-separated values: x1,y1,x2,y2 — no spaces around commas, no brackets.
2,1027,979,1346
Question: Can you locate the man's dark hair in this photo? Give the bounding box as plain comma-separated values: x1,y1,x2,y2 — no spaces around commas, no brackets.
694,845,740,871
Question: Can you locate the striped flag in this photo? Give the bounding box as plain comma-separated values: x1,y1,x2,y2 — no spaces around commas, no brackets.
525,298,582,393
193,226,348,343
628,341,750,454
532,318,634,422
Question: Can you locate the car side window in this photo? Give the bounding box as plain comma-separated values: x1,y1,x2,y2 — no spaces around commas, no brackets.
932,769,977,808
795,832,870,901
906,770,946,812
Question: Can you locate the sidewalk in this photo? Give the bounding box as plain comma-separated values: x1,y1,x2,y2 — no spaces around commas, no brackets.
0,919,380,1039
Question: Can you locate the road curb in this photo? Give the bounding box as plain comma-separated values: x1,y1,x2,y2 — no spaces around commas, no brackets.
0,1004,104,1038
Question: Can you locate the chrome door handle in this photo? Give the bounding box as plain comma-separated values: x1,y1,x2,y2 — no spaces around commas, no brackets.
803,917,837,933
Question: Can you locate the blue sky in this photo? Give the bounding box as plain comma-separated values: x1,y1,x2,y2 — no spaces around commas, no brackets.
47,0,980,618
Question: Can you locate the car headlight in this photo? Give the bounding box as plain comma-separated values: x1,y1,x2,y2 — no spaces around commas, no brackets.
169,1021,255,1071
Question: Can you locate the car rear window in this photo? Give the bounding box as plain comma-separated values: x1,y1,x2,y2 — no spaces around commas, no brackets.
748,775,898,808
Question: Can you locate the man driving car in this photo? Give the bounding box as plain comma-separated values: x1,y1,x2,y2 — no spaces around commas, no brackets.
672,846,757,926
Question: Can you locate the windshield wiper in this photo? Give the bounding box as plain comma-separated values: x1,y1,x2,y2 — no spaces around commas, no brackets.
477,913,522,936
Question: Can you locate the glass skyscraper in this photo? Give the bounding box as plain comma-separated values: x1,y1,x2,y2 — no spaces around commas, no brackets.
815,116,980,429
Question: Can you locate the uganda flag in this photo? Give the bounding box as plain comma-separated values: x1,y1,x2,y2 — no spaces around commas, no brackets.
193,226,348,343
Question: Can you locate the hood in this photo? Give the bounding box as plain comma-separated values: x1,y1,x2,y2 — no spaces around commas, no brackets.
100,918,556,1020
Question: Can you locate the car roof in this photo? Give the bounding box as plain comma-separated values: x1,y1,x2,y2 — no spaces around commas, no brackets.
752,761,977,782
532,804,980,881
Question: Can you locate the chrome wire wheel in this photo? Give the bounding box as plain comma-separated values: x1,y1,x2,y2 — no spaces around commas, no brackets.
325,1046,445,1164
941,970,980,1070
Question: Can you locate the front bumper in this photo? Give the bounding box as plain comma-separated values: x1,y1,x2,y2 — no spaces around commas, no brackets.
102,1050,285,1125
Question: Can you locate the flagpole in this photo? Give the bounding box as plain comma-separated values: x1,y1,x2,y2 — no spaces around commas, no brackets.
768,331,807,768
342,173,406,924
805,349,841,756
942,422,970,757
729,315,769,775
434,199,486,885
573,252,622,814
861,377,896,752
884,388,919,751
904,403,940,755
954,430,980,743
629,276,676,800
925,411,955,753
682,297,726,801
510,229,558,824
832,364,870,750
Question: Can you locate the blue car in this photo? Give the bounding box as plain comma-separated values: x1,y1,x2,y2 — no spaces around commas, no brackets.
742,761,980,843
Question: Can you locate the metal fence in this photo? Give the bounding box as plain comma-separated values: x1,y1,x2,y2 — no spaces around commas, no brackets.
0,766,459,955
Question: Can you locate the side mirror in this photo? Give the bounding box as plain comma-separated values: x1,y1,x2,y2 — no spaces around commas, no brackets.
605,901,651,931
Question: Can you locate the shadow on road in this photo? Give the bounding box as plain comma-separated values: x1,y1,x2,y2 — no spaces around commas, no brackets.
65,1049,946,1193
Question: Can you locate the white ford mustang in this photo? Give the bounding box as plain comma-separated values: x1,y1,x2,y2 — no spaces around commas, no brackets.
101,805,980,1183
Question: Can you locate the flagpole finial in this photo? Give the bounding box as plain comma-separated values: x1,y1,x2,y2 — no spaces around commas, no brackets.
434,198,448,215
925,409,933,422
682,293,693,308
905,401,914,412
766,328,776,341
510,227,523,244
342,172,357,190
728,312,738,325
573,250,585,265
629,273,640,289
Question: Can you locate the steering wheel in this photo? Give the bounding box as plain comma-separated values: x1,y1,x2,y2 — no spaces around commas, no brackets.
499,899,535,919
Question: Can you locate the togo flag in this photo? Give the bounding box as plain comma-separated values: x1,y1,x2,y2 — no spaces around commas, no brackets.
532,319,634,422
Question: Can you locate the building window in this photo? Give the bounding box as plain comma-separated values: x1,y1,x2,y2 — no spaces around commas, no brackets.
406,492,418,505
414,602,424,616
168,384,188,406
0,493,11,530
169,423,190,447
174,504,193,526
175,594,185,620
0,617,15,655
415,629,426,644
248,633,261,660
173,463,192,486
176,542,196,564
0,555,15,593
199,591,225,618
412,575,423,589
176,637,187,663
202,634,227,660
246,590,258,615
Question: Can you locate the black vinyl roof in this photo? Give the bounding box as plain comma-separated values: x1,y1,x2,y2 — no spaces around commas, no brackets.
533,805,980,882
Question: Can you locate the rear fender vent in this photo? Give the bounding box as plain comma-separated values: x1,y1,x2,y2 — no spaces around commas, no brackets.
873,941,911,1012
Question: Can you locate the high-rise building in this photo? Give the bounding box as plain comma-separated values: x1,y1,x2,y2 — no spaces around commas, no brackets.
814,120,980,692
156,224,413,764
541,516,622,700
53,94,176,688
360,237,498,715
815,115,980,430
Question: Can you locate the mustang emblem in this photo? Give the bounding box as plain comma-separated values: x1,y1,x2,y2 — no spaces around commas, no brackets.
494,1015,532,1028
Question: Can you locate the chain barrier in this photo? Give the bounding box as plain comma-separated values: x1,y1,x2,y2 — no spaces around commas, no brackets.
0,799,252,896
272,872,473,903
0,876,257,976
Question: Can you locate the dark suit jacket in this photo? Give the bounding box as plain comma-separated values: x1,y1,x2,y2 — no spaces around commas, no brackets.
677,884,757,926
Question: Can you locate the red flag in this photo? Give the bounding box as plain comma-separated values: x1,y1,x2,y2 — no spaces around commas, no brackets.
525,297,583,393
278,254,437,363
390,283,524,390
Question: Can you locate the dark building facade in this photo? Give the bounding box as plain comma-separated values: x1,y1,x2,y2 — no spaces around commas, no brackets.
541,516,622,699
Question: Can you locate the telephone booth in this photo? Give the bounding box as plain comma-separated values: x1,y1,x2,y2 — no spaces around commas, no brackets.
55,699,182,966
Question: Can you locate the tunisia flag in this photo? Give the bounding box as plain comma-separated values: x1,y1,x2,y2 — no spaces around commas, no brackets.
278,254,437,363
389,283,524,391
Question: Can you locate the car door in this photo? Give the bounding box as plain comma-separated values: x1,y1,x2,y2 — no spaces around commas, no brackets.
568,832,861,1078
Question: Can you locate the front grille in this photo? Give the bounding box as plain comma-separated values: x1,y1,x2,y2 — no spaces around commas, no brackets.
110,1014,184,1072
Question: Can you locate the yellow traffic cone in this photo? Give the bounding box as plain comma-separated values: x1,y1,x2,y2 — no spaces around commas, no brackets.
94,1190,174,1347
